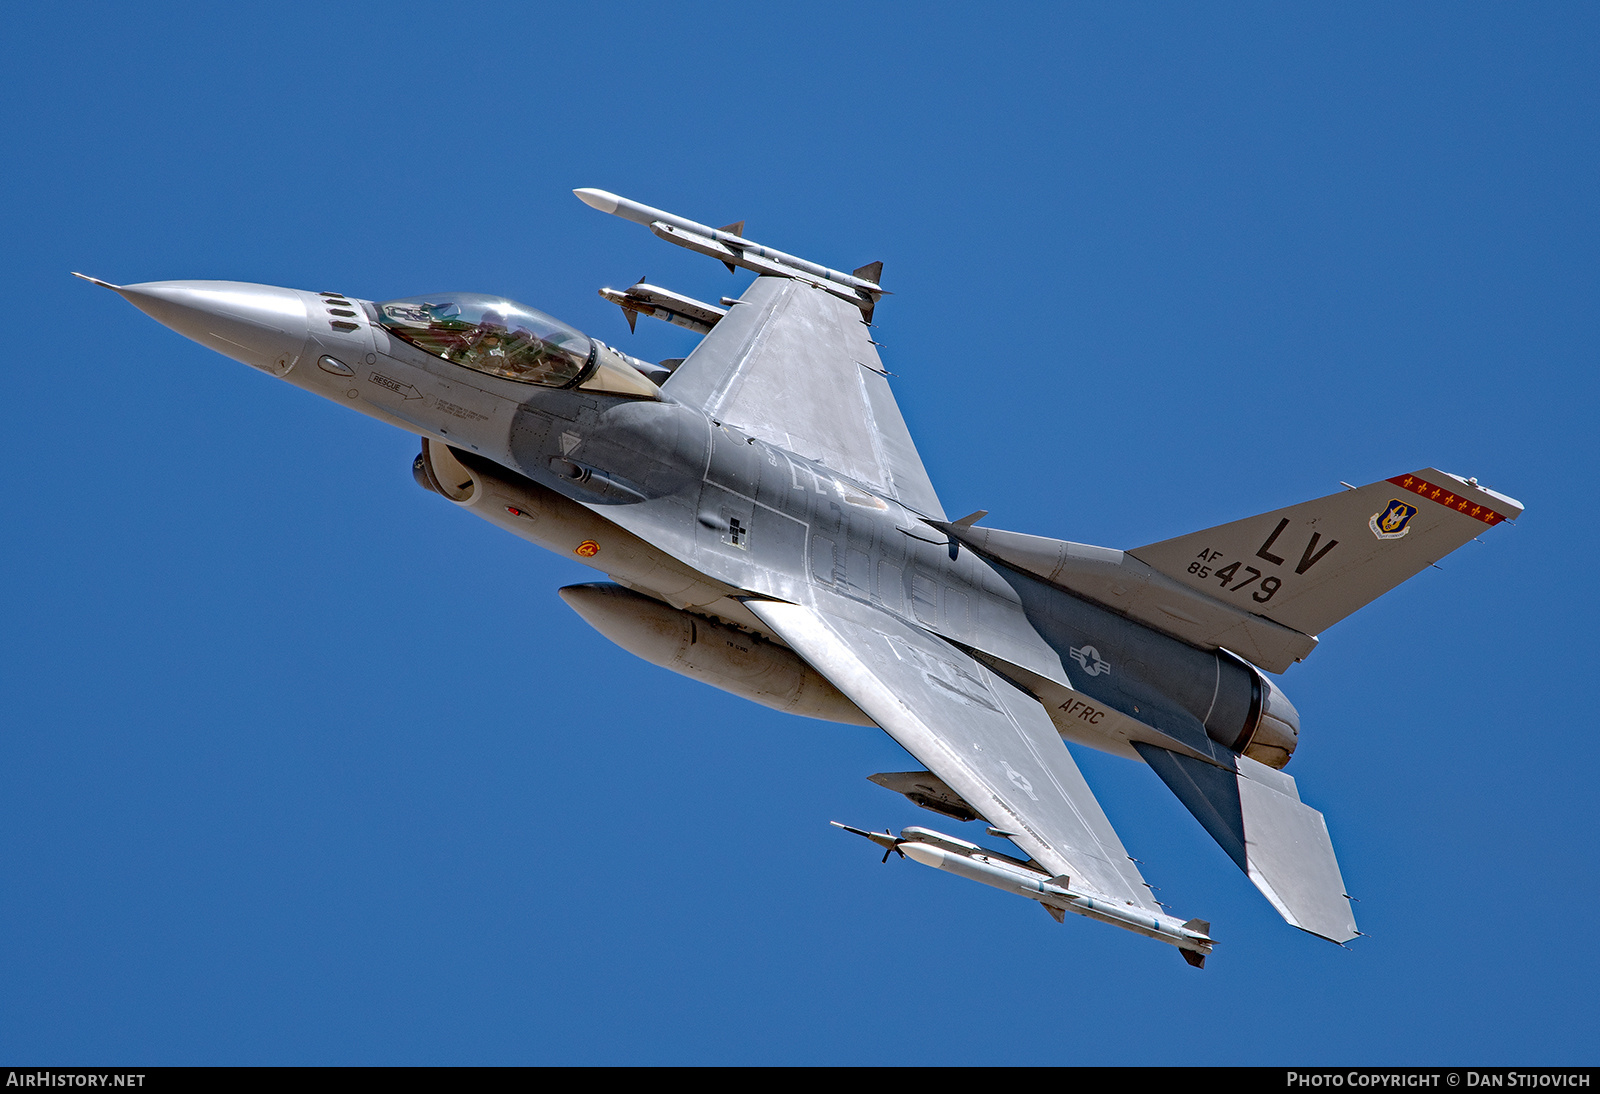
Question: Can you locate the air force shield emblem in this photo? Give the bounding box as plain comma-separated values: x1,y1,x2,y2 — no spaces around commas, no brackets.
1369,499,1418,540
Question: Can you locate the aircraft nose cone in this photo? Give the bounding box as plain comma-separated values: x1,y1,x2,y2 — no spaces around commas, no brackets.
115,280,312,373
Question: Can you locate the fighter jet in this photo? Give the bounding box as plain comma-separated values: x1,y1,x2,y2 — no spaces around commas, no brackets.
79,189,1522,966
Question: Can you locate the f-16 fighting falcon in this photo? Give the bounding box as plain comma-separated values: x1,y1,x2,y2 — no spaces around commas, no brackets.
79,189,1521,967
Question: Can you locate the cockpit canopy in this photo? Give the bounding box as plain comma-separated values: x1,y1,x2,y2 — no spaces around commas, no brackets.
377,293,593,387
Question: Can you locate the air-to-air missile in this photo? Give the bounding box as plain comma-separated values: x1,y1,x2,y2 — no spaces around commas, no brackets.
833,822,1215,966
597,282,728,335
574,188,885,317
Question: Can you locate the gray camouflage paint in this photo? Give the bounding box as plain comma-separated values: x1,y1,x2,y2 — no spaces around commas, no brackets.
86,195,1515,958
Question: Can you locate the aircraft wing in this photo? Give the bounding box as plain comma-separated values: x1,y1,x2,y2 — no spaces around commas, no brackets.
662,276,946,520
744,590,1158,912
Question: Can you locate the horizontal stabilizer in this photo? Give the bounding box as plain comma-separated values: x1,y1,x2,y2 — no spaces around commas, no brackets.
1128,469,1523,640
1133,743,1357,943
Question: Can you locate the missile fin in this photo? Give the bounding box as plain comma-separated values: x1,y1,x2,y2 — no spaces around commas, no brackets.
853,260,883,285
624,307,638,333
718,221,745,237
831,820,901,854
1042,903,1066,924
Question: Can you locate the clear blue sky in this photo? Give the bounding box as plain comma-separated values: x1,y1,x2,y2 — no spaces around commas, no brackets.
4,2,1595,1065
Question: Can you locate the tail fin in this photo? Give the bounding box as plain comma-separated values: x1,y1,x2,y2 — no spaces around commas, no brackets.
1128,469,1522,639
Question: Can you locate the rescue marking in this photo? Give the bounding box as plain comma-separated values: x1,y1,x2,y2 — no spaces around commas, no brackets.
1387,474,1508,525
368,372,422,400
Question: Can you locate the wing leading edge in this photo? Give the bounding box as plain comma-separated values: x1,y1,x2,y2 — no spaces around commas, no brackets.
744,590,1214,962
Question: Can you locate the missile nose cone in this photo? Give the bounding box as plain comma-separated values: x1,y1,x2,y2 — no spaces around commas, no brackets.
573,188,620,214
100,279,312,373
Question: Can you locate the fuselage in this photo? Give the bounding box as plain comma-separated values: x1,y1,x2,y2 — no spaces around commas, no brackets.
105,278,1294,773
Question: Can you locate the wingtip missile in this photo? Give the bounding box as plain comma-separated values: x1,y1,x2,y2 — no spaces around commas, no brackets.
574,187,885,315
